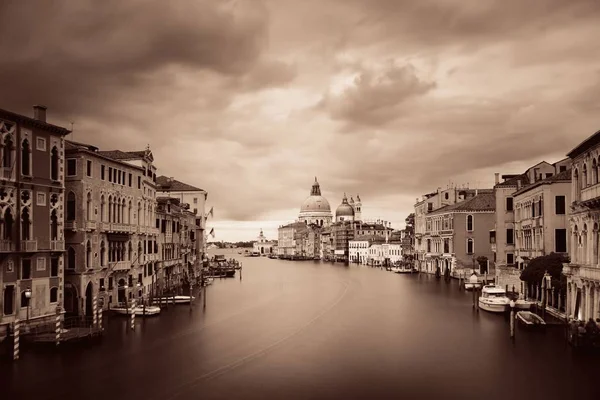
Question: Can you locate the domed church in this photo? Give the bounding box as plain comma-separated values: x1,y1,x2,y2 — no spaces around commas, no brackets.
298,177,333,227
336,193,362,222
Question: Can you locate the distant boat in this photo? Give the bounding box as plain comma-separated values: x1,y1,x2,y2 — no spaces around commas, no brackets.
464,272,483,291
154,295,195,305
516,311,546,327
112,304,161,316
394,266,413,274
514,299,534,310
250,252,260,257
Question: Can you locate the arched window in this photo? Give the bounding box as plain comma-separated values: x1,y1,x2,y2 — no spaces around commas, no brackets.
49,287,58,303
67,247,76,270
2,135,13,168
466,215,473,232
100,195,105,222
50,209,58,240
86,240,92,269
593,159,598,185
66,192,76,221
21,139,31,176
86,192,92,221
108,195,112,222
122,199,126,224
100,241,106,266
466,238,474,254
137,203,142,226
128,201,132,224
50,147,59,181
21,207,30,240
583,163,588,189
3,207,13,240
128,241,133,261
574,168,580,201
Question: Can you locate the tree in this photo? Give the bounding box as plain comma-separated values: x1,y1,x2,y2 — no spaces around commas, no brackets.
520,252,569,290
476,256,488,271
404,213,414,234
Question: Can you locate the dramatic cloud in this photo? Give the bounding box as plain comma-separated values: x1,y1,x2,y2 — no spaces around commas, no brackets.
2,0,600,241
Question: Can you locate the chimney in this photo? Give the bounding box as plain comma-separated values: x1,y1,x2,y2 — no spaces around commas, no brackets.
475,189,478,196
494,173,499,185
33,105,47,122
517,179,522,189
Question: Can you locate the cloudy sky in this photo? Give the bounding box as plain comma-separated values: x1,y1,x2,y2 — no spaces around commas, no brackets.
2,0,600,241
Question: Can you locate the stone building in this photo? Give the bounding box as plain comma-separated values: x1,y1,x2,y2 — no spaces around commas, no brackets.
563,130,600,321
298,177,333,227
424,191,495,277
63,141,159,315
492,159,571,292
0,106,70,337
253,229,275,254
277,221,306,257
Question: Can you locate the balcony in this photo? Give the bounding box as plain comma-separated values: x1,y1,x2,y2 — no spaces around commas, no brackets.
148,227,159,236
108,260,132,271
0,167,13,180
0,240,14,252
440,229,453,235
21,240,37,252
85,220,97,231
580,183,600,205
50,240,65,251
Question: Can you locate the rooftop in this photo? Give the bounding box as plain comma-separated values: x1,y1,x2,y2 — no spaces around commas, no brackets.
513,169,572,196
429,192,496,215
0,107,71,135
567,129,600,159
495,173,530,188
96,149,153,162
156,176,205,193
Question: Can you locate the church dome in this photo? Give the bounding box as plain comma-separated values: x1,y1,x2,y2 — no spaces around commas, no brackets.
299,177,331,213
336,193,355,217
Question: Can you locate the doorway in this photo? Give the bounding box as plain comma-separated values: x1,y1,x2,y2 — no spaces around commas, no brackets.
85,282,93,317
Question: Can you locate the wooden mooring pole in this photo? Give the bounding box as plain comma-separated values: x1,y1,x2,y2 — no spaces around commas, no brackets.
13,319,20,361
56,305,62,346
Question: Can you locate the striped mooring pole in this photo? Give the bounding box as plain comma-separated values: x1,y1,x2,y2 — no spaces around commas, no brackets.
98,300,103,331
13,319,20,361
92,296,98,327
55,305,62,346
130,299,136,331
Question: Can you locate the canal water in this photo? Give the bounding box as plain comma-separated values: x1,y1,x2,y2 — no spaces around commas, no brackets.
2,249,598,400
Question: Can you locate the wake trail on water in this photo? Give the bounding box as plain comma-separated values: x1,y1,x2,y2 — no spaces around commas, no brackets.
159,277,354,400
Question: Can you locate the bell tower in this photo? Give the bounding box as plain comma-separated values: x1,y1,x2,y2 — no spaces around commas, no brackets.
354,194,362,221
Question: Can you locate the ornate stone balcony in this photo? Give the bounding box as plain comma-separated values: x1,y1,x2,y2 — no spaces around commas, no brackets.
65,221,77,231
0,239,15,252
580,266,600,281
0,167,13,180
109,260,132,271
85,220,97,231
21,240,37,252
580,183,600,206
50,240,65,251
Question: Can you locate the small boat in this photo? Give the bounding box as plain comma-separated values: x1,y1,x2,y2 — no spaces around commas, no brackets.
394,266,413,274
516,311,546,327
514,299,534,310
112,304,161,316
478,285,510,313
464,273,483,291
154,295,195,305
250,252,260,257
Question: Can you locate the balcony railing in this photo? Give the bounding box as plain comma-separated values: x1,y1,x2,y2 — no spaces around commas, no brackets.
148,227,159,236
21,240,37,252
50,240,65,251
65,221,77,230
108,260,132,271
581,183,600,203
0,167,13,180
85,220,97,230
0,240,15,252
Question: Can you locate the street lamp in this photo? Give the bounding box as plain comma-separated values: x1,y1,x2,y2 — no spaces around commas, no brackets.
24,288,32,322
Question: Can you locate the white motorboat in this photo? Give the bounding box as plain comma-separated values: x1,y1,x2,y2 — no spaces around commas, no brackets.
516,311,546,327
478,285,510,313
390,267,401,273
464,273,483,291
514,299,534,310
154,295,195,305
394,266,413,274
112,305,161,316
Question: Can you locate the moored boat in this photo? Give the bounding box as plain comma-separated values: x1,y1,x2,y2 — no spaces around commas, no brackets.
478,285,510,313
516,311,546,327
464,273,483,291
112,304,161,316
394,266,413,274
153,295,195,305
514,299,534,310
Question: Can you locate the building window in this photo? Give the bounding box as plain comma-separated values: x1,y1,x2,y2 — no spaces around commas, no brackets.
66,191,76,221
50,257,59,276
22,259,31,279
50,287,58,303
466,238,474,254
555,229,567,252
36,257,46,271
427,203,433,212
108,167,113,182
506,197,513,211
138,176,141,189
3,285,15,315
101,165,105,180
21,139,31,176
546,173,553,179
86,160,92,177
466,215,473,232
36,192,46,206
507,253,514,265
555,195,566,215
129,173,132,187
51,147,59,181
506,228,514,245
66,159,77,176
6,260,14,272
427,239,431,253
36,137,46,151
559,165,567,172
193,197,198,204
50,210,58,240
